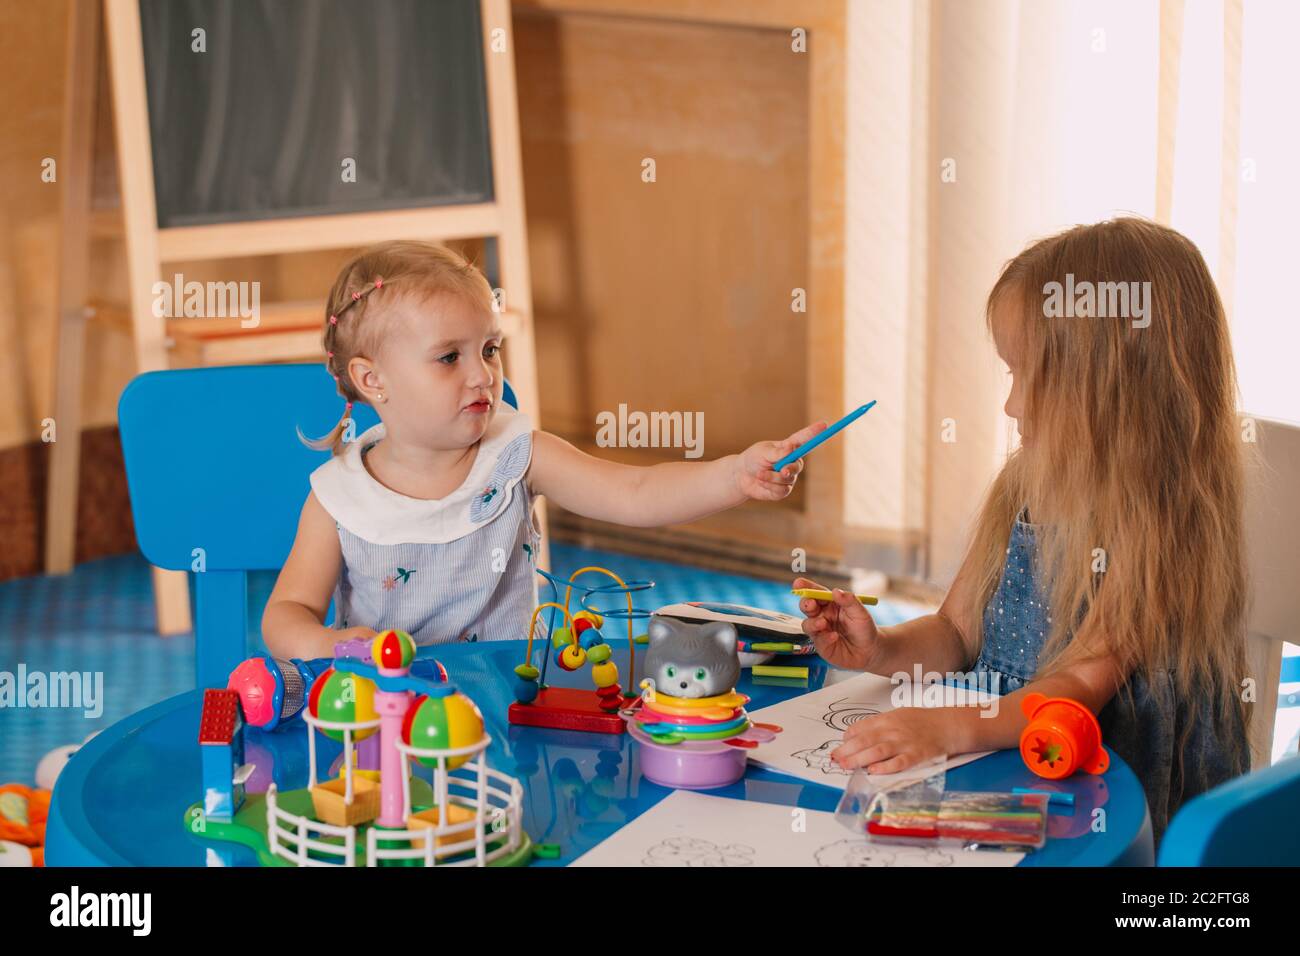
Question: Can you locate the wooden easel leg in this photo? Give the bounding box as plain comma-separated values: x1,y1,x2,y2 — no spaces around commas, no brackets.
152,567,193,636
46,0,100,575
106,0,190,634
482,0,547,570
45,309,87,574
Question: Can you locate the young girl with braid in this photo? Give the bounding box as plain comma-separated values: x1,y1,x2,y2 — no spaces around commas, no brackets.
263,240,824,658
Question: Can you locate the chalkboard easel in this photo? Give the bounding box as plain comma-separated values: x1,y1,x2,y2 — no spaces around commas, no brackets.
47,0,544,635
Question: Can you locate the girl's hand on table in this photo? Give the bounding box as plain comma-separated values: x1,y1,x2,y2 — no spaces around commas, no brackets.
831,706,961,775
733,421,826,502
794,576,882,670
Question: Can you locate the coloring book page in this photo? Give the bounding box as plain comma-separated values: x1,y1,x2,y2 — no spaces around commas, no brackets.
746,670,995,789
570,791,1024,867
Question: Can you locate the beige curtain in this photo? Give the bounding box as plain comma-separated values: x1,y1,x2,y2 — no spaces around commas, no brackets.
843,0,1283,589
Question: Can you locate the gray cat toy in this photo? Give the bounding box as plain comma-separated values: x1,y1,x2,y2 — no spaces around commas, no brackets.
642,616,741,699
627,614,778,790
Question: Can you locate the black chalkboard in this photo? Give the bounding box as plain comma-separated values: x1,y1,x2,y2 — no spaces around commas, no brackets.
138,0,494,228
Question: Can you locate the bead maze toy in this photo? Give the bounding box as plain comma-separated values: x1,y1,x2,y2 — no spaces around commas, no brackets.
508,565,654,734
189,629,531,866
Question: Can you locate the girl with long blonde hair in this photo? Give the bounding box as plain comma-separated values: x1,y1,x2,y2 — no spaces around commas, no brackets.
796,218,1250,843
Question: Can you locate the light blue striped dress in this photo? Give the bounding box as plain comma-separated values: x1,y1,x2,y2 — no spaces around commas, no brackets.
309,405,541,645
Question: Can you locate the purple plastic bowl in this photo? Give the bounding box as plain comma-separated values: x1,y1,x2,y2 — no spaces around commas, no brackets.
625,721,752,790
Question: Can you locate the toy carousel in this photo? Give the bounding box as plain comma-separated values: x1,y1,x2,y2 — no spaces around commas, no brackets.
190,629,531,867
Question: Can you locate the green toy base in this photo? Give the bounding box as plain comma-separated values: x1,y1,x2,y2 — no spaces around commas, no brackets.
183,778,534,867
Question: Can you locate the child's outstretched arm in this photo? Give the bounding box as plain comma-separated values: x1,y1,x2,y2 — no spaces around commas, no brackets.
261,492,377,660
527,422,826,527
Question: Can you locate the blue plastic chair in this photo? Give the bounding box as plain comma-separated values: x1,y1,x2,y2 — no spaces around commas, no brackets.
117,363,517,689
1158,754,1300,865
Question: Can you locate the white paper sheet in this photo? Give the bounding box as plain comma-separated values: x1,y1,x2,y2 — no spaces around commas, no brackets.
571,791,1024,867
745,670,995,789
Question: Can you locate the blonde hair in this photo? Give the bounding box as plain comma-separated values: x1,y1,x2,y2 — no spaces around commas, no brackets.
966,218,1250,752
301,240,494,455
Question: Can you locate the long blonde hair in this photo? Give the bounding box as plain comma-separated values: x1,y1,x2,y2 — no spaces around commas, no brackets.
967,218,1249,740
301,240,494,455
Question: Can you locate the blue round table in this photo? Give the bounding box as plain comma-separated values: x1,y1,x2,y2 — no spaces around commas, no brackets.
46,640,1153,866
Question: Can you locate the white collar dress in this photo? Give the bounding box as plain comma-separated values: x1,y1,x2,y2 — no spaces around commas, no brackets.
308,404,540,645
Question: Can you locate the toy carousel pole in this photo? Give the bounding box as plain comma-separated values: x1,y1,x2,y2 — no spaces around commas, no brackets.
372,630,417,828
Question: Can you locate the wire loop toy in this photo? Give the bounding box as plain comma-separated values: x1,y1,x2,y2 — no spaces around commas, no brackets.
508,565,655,734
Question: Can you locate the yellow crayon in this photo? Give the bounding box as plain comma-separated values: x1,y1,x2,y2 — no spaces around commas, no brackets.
791,588,878,606
752,665,809,679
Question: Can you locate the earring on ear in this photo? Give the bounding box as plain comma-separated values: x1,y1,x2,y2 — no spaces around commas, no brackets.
377,392,385,403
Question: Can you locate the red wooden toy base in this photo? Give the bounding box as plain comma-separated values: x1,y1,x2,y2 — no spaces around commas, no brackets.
508,687,634,734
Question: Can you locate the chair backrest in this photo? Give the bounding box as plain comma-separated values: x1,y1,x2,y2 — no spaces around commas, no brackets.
118,364,517,687
1242,416,1300,766
1158,753,1300,865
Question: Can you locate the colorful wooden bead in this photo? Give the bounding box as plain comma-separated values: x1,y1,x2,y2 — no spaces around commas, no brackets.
573,616,594,636
591,661,619,688
573,610,604,629
513,678,540,704
587,643,612,664
549,627,573,650
514,663,540,681
579,628,604,650
560,644,587,670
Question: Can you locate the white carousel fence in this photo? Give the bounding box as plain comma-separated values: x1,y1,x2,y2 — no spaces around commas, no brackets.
263,731,525,868
265,783,357,867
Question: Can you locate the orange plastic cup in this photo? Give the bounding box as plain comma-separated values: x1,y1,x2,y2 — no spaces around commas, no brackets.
1019,693,1109,779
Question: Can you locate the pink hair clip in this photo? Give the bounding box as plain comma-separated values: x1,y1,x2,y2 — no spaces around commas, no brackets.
344,401,353,411
374,278,383,288
327,350,334,358
329,315,338,325
352,291,361,301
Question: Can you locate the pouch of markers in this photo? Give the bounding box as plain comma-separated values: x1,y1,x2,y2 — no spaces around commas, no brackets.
835,759,1049,851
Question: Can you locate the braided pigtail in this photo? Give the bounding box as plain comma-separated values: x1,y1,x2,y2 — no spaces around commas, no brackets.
297,240,496,456
299,277,385,455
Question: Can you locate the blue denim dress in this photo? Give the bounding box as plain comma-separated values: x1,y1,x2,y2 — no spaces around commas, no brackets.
970,511,1249,845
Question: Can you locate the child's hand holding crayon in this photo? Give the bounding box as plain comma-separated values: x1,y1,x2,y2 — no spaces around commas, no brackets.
732,422,827,501
794,576,882,670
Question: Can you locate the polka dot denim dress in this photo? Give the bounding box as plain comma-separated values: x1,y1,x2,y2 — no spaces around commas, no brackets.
971,511,1048,695
971,508,1249,846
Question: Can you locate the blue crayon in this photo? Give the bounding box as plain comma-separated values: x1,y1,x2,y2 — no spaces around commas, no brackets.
1013,787,1076,808
773,400,877,472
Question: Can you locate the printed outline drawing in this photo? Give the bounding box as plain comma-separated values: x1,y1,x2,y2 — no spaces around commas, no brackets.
822,697,882,732
814,839,955,868
791,739,853,775
642,835,757,867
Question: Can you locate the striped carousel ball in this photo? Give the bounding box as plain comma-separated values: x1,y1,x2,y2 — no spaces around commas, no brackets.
306,667,378,742
402,692,485,769
372,629,416,670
